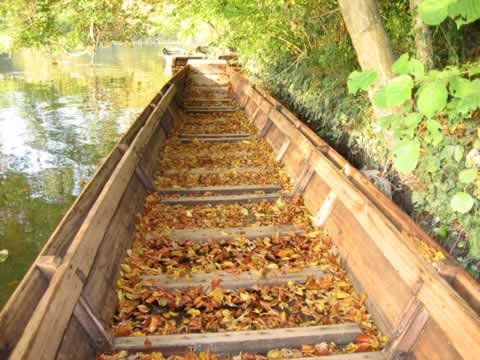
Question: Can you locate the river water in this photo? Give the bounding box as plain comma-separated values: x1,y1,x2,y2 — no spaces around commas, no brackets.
0,45,169,307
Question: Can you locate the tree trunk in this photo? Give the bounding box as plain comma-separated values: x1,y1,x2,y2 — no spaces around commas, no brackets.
409,0,434,69
338,0,395,89
338,0,396,119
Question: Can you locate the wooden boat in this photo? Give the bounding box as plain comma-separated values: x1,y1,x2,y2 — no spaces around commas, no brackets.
1,59,480,360
162,47,206,77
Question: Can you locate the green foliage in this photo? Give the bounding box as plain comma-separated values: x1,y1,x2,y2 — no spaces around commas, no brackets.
451,192,475,213
372,75,414,108
392,139,421,174
353,55,480,259
0,0,155,55
348,69,377,94
392,53,425,78
417,82,448,118
419,0,480,27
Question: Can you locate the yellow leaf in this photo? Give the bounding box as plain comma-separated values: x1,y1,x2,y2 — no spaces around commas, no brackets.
277,249,293,258
208,287,224,303
335,291,350,299
275,197,286,209
240,291,250,301
240,208,249,216
186,210,193,218
221,309,233,322
120,264,131,273
434,251,446,261
187,308,201,317
137,304,150,313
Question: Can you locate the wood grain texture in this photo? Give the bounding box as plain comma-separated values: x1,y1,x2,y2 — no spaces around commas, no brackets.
179,133,251,138
0,73,183,358
179,137,250,143
113,323,362,353
234,72,480,357
167,224,304,242
9,85,177,360
159,193,291,206
143,267,328,290
157,184,281,195
163,167,273,176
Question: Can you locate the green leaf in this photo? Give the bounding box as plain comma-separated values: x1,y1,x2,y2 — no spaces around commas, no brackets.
425,119,444,146
419,0,455,25
392,54,410,75
434,226,448,239
450,78,480,98
0,249,8,263
468,64,480,76
392,139,420,174
417,82,448,118
404,113,423,129
469,231,480,258
408,58,425,79
454,145,464,162
459,168,478,183
373,75,414,108
457,95,480,114
448,0,480,27
347,69,377,94
450,192,475,214
392,54,424,78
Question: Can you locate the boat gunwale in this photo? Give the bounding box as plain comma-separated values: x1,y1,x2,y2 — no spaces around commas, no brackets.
0,66,189,359
226,66,480,359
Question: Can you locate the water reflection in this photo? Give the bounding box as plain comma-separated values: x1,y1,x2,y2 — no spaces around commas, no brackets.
0,45,169,306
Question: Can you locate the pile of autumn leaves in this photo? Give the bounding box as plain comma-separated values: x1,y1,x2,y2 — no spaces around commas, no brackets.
99,112,387,359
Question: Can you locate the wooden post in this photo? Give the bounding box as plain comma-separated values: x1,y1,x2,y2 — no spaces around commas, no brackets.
36,257,113,351
313,191,338,228
276,139,291,163
293,161,315,194
383,281,430,358
118,144,157,192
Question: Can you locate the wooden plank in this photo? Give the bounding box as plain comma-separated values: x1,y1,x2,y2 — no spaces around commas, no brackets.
179,137,251,143
9,85,177,360
179,133,251,138
167,224,304,242
313,191,338,228
113,323,362,353
308,150,480,358
293,164,315,194
276,139,291,162
118,144,157,192
294,354,385,360
184,107,238,113
171,151,252,160
160,193,291,206
258,84,480,357
36,255,113,351
187,74,230,86
163,167,274,176
157,184,281,195
73,297,113,351
259,118,273,137
143,267,327,290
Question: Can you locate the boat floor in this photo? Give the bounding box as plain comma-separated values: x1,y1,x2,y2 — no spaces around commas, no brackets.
98,108,387,359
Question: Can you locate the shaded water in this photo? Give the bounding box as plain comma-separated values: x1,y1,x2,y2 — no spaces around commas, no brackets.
0,45,169,307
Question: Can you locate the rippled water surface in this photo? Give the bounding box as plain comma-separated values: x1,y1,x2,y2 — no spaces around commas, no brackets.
0,45,169,306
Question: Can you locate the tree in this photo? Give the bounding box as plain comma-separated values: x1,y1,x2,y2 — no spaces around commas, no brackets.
409,0,433,69
0,0,155,63
337,0,395,88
